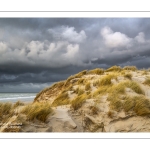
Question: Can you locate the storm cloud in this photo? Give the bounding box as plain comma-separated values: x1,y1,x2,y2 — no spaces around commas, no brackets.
1,18,150,92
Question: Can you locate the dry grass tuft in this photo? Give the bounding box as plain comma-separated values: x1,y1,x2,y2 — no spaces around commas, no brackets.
123,96,150,116
13,101,25,108
71,94,87,110
106,65,122,72
126,81,144,95
0,102,13,119
123,66,137,71
107,110,115,118
74,70,87,78
124,73,132,80
85,82,91,91
22,102,53,122
88,68,104,75
93,79,101,87
52,92,70,106
144,78,150,86
34,81,65,102
77,78,85,84
99,73,118,86
89,105,99,115
93,86,109,97
107,94,123,111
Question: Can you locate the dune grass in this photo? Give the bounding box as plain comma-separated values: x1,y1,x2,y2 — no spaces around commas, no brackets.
93,86,109,97
126,81,144,95
74,70,87,78
123,66,137,71
77,78,85,84
124,73,132,80
89,104,99,115
71,94,87,110
93,79,101,87
52,92,70,106
106,66,122,72
34,81,65,102
85,82,91,91
99,73,118,86
75,87,85,95
13,101,25,108
107,94,123,111
144,78,150,86
123,95,150,116
22,102,53,122
0,102,13,119
88,68,104,75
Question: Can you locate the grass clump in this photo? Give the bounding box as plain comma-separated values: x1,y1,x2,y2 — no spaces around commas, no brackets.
13,101,25,108
52,92,70,106
126,81,144,95
123,66,137,71
85,82,91,91
144,78,150,86
124,73,132,80
89,105,99,115
77,78,85,84
107,94,123,111
74,87,84,95
93,86,109,97
110,82,126,94
71,94,87,110
22,102,52,122
99,74,117,86
74,70,87,78
106,65,122,72
123,96,150,116
88,68,104,75
93,79,101,87
34,81,65,102
0,102,13,119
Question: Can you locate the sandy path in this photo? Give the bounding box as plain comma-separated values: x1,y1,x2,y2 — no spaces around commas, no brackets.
47,106,78,132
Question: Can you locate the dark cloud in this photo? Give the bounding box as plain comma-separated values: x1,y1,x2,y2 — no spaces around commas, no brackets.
1,18,150,92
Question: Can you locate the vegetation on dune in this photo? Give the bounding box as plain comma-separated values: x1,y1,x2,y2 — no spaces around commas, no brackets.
85,82,91,91
123,66,137,71
77,78,85,84
107,94,123,111
13,101,25,108
74,87,85,95
71,94,87,110
124,73,132,80
93,86,109,97
144,78,150,86
125,81,144,95
106,66,122,72
123,95,150,116
22,102,53,122
74,70,87,78
99,73,118,86
34,80,65,102
88,68,104,75
0,102,13,119
89,104,99,115
93,79,101,87
52,92,70,106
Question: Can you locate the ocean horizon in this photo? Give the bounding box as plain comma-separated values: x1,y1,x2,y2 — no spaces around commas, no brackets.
0,92,37,103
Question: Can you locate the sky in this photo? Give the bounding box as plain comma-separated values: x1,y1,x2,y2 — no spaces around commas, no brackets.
0,18,150,92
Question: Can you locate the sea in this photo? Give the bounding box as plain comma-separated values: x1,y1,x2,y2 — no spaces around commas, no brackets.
0,93,37,103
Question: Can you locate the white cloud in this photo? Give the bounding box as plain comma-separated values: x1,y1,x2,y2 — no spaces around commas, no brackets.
0,42,7,54
48,26,87,43
101,26,132,48
62,27,87,43
135,32,145,43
